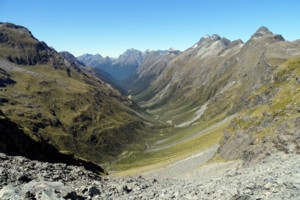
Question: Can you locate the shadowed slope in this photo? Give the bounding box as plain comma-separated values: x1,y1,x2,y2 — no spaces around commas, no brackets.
0,111,105,173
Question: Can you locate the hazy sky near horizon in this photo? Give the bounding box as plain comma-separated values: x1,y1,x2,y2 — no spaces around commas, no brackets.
1,0,299,57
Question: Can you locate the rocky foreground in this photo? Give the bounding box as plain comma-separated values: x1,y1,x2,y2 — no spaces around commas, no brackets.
0,152,299,200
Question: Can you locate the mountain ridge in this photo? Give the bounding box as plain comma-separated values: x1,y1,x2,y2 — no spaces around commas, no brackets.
1,21,300,200
1,22,300,176
108,26,300,170
0,22,156,166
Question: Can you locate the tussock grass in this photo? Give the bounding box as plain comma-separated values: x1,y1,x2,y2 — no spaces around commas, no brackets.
110,118,231,176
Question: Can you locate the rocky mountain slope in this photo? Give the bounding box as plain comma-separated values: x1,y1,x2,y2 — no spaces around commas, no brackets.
108,27,300,176
0,22,154,165
131,27,300,129
1,152,299,199
78,49,181,86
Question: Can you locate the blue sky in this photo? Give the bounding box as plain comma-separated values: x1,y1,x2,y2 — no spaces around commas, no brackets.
1,0,299,57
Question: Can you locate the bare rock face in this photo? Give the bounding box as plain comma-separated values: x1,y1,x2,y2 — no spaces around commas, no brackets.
0,23,52,65
250,26,284,41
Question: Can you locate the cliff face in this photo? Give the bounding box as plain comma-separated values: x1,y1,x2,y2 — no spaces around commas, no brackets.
0,23,56,66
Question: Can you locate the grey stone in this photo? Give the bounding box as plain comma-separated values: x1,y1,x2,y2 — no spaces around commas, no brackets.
52,174,61,181
0,153,8,160
88,186,100,197
264,182,273,190
1,153,300,200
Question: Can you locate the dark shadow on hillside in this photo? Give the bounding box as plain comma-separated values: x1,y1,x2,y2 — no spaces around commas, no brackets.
0,110,105,174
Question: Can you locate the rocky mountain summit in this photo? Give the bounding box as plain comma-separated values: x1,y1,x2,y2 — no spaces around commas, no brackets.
78,49,143,80
78,49,181,82
77,54,113,69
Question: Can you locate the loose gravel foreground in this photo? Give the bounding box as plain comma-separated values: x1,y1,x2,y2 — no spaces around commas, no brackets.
0,152,299,199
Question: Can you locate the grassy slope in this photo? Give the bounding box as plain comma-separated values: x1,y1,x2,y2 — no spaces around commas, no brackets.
0,63,153,164
108,113,232,176
111,36,300,175
2,23,299,175
219,56,300,162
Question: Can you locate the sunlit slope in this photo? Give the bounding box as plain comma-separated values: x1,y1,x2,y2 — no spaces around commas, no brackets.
219,56,300,163
133,27,300,130
0,23,154,164
110,27,300,175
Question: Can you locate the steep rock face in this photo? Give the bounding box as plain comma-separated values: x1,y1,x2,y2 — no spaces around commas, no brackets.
0,22,152,164
0,23,61,66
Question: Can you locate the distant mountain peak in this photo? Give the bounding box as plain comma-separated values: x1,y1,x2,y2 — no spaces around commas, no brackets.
250,26,285,41
123,48,140,54
116,49,143,65
201,34,221,42
191,34,231,50
252,26,273,38
59,51,85,67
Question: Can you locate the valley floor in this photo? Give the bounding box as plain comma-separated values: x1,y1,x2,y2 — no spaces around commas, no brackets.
0,152,299,199
142,145,222,179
